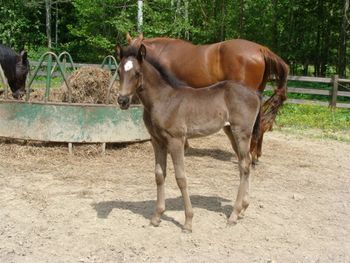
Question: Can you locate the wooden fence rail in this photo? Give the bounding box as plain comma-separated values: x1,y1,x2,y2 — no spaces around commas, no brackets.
7,61,350,109
266,75,350,109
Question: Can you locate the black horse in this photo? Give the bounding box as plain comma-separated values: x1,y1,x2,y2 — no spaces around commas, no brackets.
0,44,30,99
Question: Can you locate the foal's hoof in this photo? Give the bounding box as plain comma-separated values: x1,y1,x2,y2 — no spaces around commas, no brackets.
227,220,237,226
227,215,238,226
150,217,161,227
182,227,192,234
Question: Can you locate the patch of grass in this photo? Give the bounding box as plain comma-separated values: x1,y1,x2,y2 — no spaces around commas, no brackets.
275,104,350,142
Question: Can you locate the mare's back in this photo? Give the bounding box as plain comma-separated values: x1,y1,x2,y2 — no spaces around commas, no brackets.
0,44,17,80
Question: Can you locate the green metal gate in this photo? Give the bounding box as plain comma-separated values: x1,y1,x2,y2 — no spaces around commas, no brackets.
0,52,149,152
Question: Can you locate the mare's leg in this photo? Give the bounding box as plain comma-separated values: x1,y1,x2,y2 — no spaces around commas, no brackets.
223,125,239,157
250,134,259,164
257,131,264,158
168,138,193,232
228,128,252,225
150,137,168,227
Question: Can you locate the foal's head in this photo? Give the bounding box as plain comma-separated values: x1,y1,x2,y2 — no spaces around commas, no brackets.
117,44,146,109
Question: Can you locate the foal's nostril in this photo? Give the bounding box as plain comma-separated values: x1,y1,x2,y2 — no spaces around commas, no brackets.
117,96,130,107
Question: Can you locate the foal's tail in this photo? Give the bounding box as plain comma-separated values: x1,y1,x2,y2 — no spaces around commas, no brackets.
260,47,289,133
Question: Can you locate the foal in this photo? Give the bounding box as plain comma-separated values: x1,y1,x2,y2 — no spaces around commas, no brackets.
117,44,260,232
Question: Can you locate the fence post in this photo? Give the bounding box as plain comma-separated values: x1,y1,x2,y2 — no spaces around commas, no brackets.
45,53,53,102
330,75,339,108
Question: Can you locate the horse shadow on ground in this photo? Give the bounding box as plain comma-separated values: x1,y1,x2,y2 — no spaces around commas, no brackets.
185,147,236,162
92,195,233,229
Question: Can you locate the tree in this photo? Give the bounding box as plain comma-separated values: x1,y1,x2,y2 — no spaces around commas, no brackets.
338,0,349,77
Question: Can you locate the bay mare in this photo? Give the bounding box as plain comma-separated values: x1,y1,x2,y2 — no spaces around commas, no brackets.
117,44,260,232
121,33,289,161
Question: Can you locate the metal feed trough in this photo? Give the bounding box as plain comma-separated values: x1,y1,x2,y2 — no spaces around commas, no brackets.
0,52,149,153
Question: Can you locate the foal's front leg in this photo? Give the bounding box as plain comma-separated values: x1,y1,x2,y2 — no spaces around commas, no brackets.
150,137,167,227
168,138,194,232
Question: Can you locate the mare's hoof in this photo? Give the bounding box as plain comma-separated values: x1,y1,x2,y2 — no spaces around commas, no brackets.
252,158,259,166
150,218,161,227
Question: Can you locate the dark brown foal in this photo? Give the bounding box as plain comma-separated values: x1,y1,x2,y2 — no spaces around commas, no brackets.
117,44,260,232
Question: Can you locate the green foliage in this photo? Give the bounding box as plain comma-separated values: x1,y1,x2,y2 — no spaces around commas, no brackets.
0,0,348,75
0,0,46,50
276,104,350,139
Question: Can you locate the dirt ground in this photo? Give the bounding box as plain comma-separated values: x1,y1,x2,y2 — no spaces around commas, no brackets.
0,130,349,262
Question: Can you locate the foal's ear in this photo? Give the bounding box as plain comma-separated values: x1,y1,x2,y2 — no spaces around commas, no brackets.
137,44,146,62
115,45,123,60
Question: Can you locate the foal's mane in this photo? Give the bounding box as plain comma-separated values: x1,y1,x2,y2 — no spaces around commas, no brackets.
122,46,187,89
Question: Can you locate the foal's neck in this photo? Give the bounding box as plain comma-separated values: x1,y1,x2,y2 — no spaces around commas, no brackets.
137,60,174,110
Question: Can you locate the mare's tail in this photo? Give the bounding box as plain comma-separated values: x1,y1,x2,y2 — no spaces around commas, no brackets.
260,47,289,132
250,95,262,164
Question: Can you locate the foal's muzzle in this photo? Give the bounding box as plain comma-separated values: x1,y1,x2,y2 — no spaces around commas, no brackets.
118,95,130,109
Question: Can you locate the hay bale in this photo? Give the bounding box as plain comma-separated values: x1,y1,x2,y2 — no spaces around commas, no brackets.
61,66,119,104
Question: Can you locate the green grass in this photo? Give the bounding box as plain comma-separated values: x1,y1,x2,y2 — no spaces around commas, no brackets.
275,104,350,142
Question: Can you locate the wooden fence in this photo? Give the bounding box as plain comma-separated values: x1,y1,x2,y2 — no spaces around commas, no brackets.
24,61,350,109
266,75,350,109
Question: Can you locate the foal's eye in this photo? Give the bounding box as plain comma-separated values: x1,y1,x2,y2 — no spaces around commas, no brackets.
135,71,141,77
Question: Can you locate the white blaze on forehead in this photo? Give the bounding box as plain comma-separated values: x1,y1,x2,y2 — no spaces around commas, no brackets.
124,60,134,71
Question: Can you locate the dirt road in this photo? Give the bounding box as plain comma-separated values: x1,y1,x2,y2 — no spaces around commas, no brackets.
0,131,349,262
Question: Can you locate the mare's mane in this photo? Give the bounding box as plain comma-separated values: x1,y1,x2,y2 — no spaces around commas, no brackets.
121,46,187,89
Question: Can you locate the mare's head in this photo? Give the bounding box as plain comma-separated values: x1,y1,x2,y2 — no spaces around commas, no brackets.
115,32,144,59
117,44,146,110
13,50,30,99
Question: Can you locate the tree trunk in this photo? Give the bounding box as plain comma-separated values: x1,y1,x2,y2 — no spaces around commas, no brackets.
272,0,278,51
338,0,349,77
45,0,52,49
239,0,244,38
137,0,143,33
55,2,58,47
314,0,323,76
184,0,189,40
220,0,226,41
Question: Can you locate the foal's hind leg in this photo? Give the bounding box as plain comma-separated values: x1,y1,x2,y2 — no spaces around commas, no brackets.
228,129,252,225
150,137,168,227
